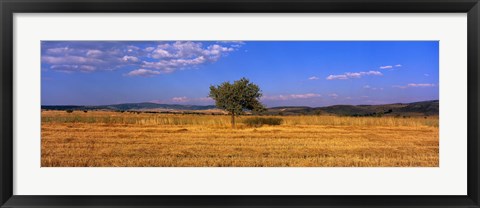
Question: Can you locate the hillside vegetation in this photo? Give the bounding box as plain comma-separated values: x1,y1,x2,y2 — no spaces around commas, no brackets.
42,100,439,117
267,100,439,116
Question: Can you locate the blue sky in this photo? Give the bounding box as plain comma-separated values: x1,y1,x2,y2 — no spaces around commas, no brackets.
41,41,439,107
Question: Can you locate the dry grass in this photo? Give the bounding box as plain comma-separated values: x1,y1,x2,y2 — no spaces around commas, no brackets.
41,110,439,167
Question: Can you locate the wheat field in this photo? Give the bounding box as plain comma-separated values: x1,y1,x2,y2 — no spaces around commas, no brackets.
41,110,439,167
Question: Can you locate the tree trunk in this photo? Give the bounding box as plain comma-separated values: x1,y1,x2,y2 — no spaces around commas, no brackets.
231,112,236,128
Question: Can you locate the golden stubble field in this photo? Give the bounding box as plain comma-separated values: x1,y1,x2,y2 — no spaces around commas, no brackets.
41,110,439,167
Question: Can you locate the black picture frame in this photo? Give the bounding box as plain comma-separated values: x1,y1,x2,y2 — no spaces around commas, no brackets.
1,0,479,207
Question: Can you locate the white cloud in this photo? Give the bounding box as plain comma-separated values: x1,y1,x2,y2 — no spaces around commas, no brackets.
50,64,96,73
424,73,430,76
407,83,435,87
42,55,105,65
380,64,401,69
127,45,140,52
148,42,234,61
140,41,237,74
151,96,214,105
262,93,321,101
43,54,107,73
42,45,128,72
86,50,103,57
42,41,243,76
144,47,155,52
122,55,139,62
326,71,382,80
46,47,71,54
204,44,235,61
328,93,339,98
308,76,319,80
141,56,207,73
363,85,383,90
126,69,161,77
378,64,402,69
393,83,436,89
150,48,173,59
326,74,348,80
172,96,189,103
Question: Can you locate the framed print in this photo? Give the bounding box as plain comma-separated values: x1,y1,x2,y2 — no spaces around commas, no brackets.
1,0,479,207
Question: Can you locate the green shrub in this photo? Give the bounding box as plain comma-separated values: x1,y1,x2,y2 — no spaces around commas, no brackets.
243,117,283,127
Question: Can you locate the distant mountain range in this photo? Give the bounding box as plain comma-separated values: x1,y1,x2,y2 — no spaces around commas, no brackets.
42,102,216,111
42,100,439,117
265,100,438,116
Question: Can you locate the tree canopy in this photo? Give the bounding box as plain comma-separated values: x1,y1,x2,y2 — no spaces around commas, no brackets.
208,77,266,128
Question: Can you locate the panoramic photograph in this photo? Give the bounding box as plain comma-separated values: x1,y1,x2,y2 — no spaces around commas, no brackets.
41,41,439,167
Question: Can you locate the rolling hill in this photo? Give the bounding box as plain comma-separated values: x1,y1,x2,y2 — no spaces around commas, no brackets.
266,100,438,116
42,100,439,117
41,102,216,111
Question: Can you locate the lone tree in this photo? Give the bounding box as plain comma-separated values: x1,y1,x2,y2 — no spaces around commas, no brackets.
209,77,266,128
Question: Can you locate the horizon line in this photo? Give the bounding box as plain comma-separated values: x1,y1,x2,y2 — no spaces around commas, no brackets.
41,99,439,108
